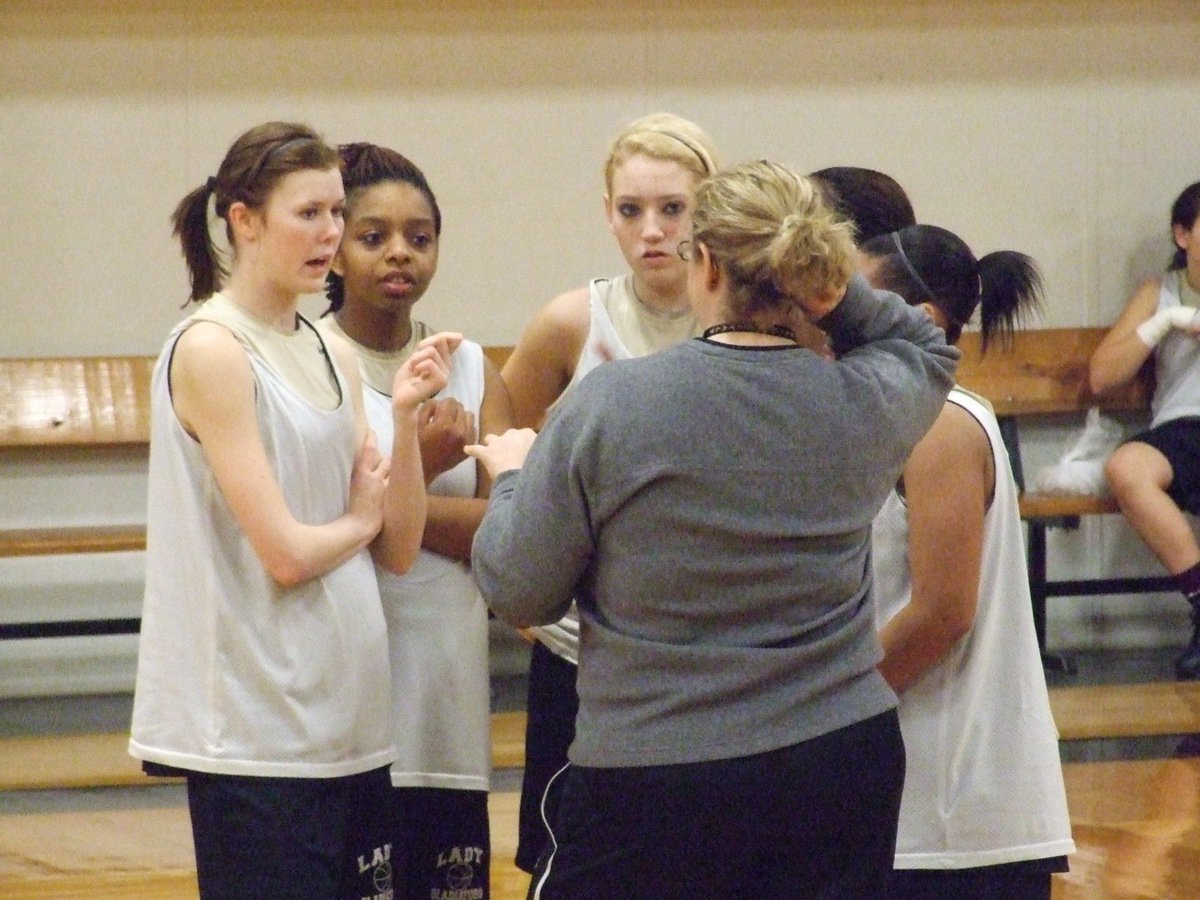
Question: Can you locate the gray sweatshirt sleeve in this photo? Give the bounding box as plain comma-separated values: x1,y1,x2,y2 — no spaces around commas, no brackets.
823,274,958,368
820,274,960,446
470,404,599,629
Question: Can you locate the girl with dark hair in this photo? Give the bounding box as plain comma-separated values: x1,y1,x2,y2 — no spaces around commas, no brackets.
859,224,1075,899
129,122,457,899
860,225,1039,349
810,166,917,244
1090,180,1200,679
319,141,513,899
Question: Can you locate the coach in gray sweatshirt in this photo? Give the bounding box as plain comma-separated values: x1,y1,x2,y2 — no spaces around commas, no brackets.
469,161,958,899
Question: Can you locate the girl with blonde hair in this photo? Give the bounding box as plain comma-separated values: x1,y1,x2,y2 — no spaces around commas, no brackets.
500,111,721,874
471,160,958,898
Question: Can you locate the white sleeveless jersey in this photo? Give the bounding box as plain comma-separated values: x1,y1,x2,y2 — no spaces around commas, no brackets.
529,276,697,663
129,322,393,778
1152,269,1200,427
360,338,492,791
872,387,1075,869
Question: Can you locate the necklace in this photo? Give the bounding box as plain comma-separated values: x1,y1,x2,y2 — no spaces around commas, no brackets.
630,277,692,320
701,322,798,342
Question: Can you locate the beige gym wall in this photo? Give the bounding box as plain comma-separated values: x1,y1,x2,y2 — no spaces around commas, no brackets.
3,1,1198,357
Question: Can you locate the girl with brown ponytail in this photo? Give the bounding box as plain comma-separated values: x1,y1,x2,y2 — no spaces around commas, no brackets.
129,121,459,899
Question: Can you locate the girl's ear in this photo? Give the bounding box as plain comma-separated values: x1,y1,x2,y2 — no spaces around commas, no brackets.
700,243,722,291
1175,222,1192,251
919,301,949,330
603,193,616,236
228,201,259,245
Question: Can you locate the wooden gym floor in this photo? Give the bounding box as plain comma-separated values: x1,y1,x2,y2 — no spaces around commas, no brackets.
4,649,1200,899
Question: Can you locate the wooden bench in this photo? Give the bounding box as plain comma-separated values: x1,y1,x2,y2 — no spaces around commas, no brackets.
0,338,1162,656
0,356,154,639
0,349,517,641
956,327,1168,671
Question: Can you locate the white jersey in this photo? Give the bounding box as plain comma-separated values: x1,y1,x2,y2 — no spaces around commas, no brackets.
1152,269,1200,427
356,335,492,791
530,275,698,664
872,387,1074,868
129,321,394,778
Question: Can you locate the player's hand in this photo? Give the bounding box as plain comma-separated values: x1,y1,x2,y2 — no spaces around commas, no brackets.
418,398,476,482
391,331,463,412
348,429,389,537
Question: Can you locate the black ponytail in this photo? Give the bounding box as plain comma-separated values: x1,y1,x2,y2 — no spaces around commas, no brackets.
861,224,1042,352
976,250,1043,352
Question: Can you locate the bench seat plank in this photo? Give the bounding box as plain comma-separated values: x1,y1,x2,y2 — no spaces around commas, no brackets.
956,328,1152,417
1019,493,1121,519
0,526,147,559
1050,681,1200,740
0,356,154,449
0,711,529,792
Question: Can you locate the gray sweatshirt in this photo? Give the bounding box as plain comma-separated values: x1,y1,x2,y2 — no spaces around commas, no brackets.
472,276,959,768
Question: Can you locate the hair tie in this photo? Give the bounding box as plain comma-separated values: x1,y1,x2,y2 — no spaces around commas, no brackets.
891,231,937,302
